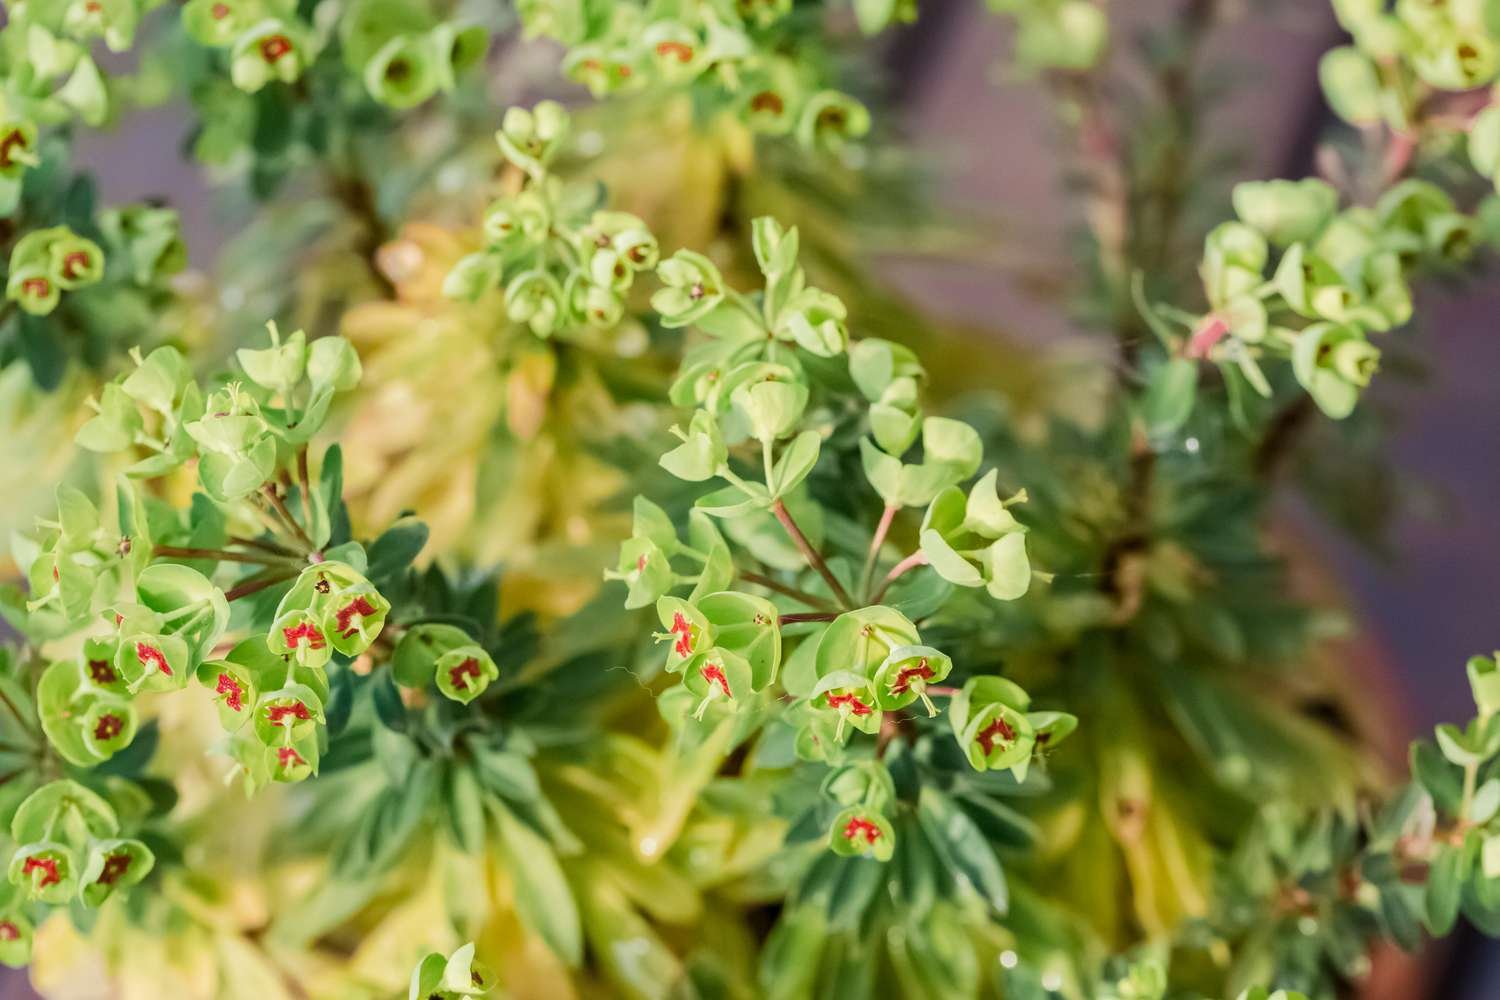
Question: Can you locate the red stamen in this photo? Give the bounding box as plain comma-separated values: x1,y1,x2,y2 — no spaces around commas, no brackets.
135,641,171,676
61,251,91,281
0,129,26,168
889,658,935,695
281,621,325,651
635,554,647,572
211,2,230,18
655,41,694,63
22,856,60,888
276,746,305,768
334,596,377,638
749,91,784,114
842,816,882,845
21,276,50,298
215,673,245,711
975,715,1016,756
259,35,292,62
92,714,123,742
96,853,131,885
265,702,311,725
669,612,695,657
700,662,731,698
88,659,117,684
0,922,17,941
447,657,481,690
826,692,872,717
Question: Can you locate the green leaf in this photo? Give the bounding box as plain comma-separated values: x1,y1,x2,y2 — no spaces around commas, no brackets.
494,804,582,965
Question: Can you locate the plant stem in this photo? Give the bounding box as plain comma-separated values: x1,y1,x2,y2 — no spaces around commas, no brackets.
262,485,316,552
778,612,838,625
297,447,313,529
225,571,297,602
152,545,302,567
870,551,929,605
738,571,834,611
229,534,296,556
771,499,854,609
860,503,899,601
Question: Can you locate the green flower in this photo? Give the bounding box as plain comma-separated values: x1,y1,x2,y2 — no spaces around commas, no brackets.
6,266,59,315
811,671,882,743
949,676,1037,776
0,119,39,179
114,633,191,693
80,698,137,759
659,409,727,482
920,469,1031,600
269,609,333,669
1291,322,1379,419
642,21,706,82
1232,178,1339,247
365,34,442,109
230,20,310,92
729,365,809,443
78,838,153,906
872,644,952,715
829,806,895,860
684,647,753,719
434,646,500,703
608,536,673,609
505,270,565,337
61,0,139,50
654,595,715,673
324,585,390,656
652,250,725,327
796,91,870,151
0,913,33,968
253,684,326,745
182,0,261,47
482,190,551,247
495,100,571,176
8,843,77,905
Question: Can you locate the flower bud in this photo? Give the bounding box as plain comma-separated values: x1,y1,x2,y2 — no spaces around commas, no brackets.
651,250,725,328
496,100,571,174
365,34,442,109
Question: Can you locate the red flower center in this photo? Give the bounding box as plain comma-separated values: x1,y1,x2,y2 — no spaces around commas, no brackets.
0,129,27,168
92,714,123,742
842,816,882,845
260,35,292,62
61,250,92,281
889,658,935,695
215,673,245,712
21,276,50,298
447,657,481,690
334,596,378,638
211,2,230,18
97,853,131,885
826,692,872,717
975,715,1016,756
135,641,171,676
669,612,695,657
635,554,647,573
0,922,17,941
749,91,784,114
276,746,305,769
700,662,731,698
282,621,325,651
23,856,60,888
265,701,311,725
655,41,694,63
88,658,117,684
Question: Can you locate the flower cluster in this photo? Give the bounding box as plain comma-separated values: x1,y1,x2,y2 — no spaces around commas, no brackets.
1141,175,1476,423
444,101,661,341
391,623,500,704
1324,0,1500,116
987,0,1109,73
514,1,872,150
180,0,318,93
0,780,154,967
612,215,1075,861
5,225,104,316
